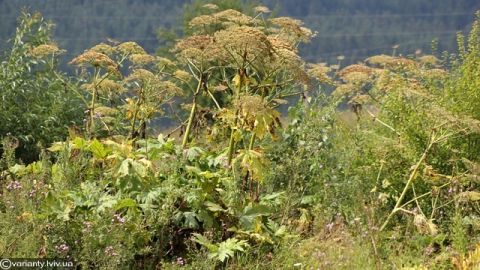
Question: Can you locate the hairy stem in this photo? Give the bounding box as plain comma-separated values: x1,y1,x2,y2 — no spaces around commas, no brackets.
182,75,203,148
248,133,256,150
89,87,97,138
227,122,237,165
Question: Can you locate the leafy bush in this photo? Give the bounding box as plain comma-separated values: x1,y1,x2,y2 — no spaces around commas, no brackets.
0,11,83,163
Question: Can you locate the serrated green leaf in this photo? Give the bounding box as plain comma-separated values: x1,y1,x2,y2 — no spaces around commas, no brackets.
72,137,88,150
118,158,131,177
114,198,137,210
192,233,216,251
185,146,205,161
205,201,226,212
97,195,117,212
184,212,199,229
47,141,67,152
89,139,108,159
216,238,249,262
8,164,26,175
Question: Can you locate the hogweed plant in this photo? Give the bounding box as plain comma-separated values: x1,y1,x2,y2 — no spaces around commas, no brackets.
172,6,332,201
69,41,182,140
7,6,332,266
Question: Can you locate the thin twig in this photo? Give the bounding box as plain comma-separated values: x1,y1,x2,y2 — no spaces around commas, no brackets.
365,109,401,136
380,131,436,231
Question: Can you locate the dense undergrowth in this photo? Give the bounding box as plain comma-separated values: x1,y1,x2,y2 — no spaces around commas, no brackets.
1,5,480,270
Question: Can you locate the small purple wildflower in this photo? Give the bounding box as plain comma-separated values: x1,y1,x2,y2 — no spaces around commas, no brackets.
176,257,186,266
55,243,70,254
82,221,93,233
112,214,125,224
6,181,22,191
104,246,118,256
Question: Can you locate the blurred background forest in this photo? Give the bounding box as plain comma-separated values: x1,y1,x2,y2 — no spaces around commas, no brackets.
1,0,480,65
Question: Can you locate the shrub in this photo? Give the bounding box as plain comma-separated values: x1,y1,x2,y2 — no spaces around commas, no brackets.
0,11,83,163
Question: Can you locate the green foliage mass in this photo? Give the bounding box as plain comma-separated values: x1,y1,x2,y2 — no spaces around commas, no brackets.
0,12,83,163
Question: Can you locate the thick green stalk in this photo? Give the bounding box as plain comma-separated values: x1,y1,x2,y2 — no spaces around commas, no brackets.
228,68,245,165
129,105,139,139
227,122,237,165
89,87,97,138
182,100,197,148
129,88,144,140
248,133,256,150
89,68,105,138
182,76,203,148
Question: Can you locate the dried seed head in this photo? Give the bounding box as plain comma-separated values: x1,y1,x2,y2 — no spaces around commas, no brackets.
236,95,265,113
270,17,302,29
414,213,438,236
175,35,214,52
337,64,375,83
366,54,395,66
213,9,253,25
202,3,219,10
366,55,417,70
173,35,218,63
69,50,118,70
125,68,157,84
348,94,371,105
173,70,192,82
386,57,417,69
422,68,447,79
159,81,183,96
129,54,156,66
89,43,115,55
215,26,273,64
332,84,356,98
29,44,64,58
268,47,309,85
338,64,374,78
125,69,181,97
270,17,316,43
342,72,372,83
116,41,146,55
189,15,217,28
82,78,125,93
254,6,271,13
270,47,300,67
156,57,176,69
418,55,440,66
307,63,334,84
268,36,297,53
